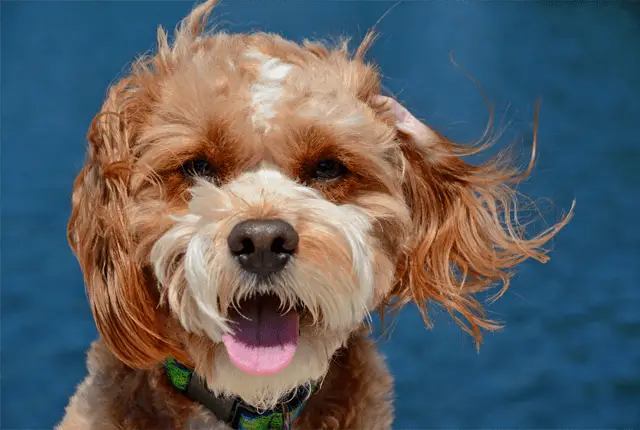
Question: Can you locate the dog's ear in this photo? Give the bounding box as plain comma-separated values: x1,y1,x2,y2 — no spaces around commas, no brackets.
68,77,176,369
375,96,573,346
68,0,222,369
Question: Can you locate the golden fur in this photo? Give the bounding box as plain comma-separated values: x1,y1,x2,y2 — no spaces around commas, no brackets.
59,1,573,428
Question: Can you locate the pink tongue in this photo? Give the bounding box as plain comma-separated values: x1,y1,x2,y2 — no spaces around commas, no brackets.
222,296,299,376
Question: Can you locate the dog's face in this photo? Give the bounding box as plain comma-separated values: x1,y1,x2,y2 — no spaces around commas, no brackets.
68,0,570,408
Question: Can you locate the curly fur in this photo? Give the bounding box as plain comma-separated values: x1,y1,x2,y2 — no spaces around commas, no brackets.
59,1,573,428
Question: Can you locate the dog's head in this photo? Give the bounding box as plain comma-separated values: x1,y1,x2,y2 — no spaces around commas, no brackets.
69,0,571,408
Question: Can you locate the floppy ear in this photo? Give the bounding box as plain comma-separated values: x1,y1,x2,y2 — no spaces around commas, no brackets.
68,0,221,369
68,78,168,368
375,96,574,345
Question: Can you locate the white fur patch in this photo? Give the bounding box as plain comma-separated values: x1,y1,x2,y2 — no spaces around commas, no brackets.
245,50,292,133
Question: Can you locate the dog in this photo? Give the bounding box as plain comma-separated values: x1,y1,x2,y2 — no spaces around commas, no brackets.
57,1,573,428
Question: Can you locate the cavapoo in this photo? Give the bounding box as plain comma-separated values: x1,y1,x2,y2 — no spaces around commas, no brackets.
58,1,573,429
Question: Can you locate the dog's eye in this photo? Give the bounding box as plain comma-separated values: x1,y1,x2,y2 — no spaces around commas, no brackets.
313,159,348,180
181,159,215,178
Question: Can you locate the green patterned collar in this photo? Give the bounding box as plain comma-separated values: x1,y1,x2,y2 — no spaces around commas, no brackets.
165,358,316,430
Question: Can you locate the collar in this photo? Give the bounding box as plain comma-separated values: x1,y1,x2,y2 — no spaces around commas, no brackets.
165,358,316,430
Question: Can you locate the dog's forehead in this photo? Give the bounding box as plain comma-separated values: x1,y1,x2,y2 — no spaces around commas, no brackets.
159,33,378,141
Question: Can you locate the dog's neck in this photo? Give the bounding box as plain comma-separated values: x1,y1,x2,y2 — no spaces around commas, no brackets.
57,334,395,429
164,358,316,429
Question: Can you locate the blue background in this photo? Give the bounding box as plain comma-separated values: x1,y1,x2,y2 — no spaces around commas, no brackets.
2,1,639,428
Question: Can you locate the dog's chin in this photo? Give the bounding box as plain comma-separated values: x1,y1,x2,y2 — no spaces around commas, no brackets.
192,292,354,410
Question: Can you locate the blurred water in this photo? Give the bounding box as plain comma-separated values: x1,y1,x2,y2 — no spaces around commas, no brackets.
2,1,639,429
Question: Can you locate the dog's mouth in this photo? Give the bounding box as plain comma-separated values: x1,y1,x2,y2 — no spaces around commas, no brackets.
222,294,301,376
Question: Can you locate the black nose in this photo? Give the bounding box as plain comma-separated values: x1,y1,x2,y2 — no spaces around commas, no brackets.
227,219,299,277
